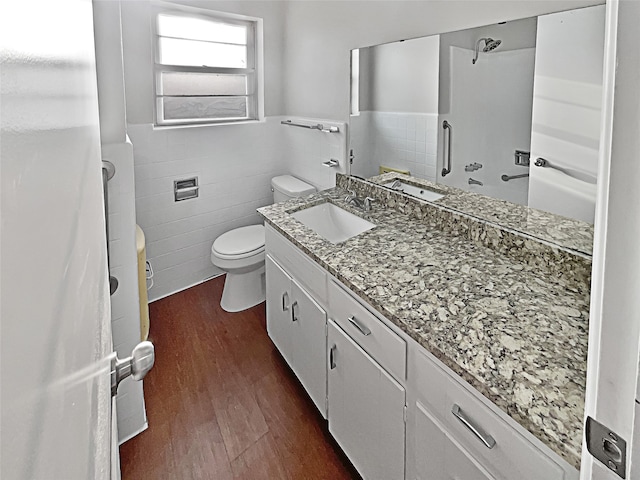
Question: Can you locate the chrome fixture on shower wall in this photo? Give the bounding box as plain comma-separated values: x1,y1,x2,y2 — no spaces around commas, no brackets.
472,37,502,64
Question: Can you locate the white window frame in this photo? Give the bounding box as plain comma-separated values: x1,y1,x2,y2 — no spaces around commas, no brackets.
151,2,264,127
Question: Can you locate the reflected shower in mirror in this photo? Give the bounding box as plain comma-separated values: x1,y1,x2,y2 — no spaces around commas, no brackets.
349,5,605,224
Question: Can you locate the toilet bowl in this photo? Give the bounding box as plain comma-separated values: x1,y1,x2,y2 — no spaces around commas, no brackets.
211,175,316,312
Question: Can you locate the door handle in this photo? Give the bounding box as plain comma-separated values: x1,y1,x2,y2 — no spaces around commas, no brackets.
347,315,371,336
291,301,298,322
329,345,337,369
282,291,289,311
451,404,496,449
111,341,155,396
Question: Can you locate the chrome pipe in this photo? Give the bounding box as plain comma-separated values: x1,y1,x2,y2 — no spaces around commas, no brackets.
501,173,529,182
441,120,452,177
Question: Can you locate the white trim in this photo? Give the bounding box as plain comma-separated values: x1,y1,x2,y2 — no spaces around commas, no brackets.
580,0,618,476
150,2,264,127
148,273,224,303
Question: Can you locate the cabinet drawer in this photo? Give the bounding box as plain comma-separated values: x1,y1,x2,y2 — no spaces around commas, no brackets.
415,401,495,480
265,224,327,305
329,280,406,382
413,348,568,480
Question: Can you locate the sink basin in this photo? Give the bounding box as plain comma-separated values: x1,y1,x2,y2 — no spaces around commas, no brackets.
291,202,376,244
384,180,445,202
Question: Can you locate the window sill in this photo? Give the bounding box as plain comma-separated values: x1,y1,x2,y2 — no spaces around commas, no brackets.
152,118,266,131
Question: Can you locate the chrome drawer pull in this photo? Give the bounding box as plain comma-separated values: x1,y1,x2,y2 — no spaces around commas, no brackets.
329,345,337,369
347,315,371,336
282,292,289,311
451,404,496,449
291,301,298,322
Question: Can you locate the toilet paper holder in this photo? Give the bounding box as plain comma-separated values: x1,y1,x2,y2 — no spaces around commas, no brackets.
174,177,199,202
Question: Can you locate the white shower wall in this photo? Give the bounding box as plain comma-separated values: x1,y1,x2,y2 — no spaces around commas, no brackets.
438,46,536,205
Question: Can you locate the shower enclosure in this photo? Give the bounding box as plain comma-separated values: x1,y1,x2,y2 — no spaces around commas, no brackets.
437,19,537,206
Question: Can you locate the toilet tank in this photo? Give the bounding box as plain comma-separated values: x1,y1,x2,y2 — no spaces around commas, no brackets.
271,175,316,203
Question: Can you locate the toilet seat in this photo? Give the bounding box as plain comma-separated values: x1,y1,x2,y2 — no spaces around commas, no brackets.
212,225,265,260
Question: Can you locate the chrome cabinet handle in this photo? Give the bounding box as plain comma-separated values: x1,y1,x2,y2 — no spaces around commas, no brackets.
329,345,337,369
347,315,371,336
282,292,289,311
451,404,496,449
291,301,298,322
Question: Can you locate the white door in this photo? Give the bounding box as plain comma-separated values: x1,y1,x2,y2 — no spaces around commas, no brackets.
581,1,640,479
1,1,114,478
328,320,405,480
265,255,293,365
291,279,327,417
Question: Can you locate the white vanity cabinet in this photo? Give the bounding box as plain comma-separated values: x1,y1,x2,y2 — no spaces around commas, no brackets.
406,346,578,480
265,253,327,417
264,223,578,480
328,320,406,480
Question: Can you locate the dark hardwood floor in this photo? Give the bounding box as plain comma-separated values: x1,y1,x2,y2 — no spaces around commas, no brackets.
120,276,357,480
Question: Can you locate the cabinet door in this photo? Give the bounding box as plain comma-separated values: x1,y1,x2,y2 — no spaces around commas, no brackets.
291,280,327,418
265,255,293,365
414,401,495,480
328,320,405,480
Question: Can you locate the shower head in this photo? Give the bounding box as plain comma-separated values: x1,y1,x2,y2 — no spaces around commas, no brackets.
472,37,502,64
483,38,502,52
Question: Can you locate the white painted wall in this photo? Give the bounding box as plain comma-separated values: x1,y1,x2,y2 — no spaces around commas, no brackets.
366,36,440,114
93,0,147,443
351,36,440,179
528,5,605,223
282,0,603,121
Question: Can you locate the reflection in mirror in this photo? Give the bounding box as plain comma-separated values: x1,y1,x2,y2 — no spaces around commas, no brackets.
349,5,605,224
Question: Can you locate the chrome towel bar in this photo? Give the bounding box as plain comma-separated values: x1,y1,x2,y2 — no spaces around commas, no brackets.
281,119,340,133
534,157,597,184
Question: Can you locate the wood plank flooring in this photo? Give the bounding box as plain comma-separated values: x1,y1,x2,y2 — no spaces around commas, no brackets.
119,277,358,480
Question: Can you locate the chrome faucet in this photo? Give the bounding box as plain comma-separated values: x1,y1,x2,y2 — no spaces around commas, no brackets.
468,178,483,186
345,190,365,208
364,197,376,212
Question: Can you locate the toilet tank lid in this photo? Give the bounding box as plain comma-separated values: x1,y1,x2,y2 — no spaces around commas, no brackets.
271,175,316,197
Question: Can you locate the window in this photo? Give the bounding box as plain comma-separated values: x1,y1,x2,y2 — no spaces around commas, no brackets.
153,7,262,126
350,49,360,115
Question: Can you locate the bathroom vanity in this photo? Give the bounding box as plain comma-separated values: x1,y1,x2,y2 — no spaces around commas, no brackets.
257,174,592,480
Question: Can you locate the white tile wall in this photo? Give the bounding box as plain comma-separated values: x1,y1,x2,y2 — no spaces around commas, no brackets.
128,118,287,302
282,117,348,191
102,140,147,443
362,111,439,181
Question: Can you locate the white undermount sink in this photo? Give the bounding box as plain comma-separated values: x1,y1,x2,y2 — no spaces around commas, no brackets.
291,202,376,244
384,180,445,202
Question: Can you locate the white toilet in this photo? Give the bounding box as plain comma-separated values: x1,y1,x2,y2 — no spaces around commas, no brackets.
211,175,316,312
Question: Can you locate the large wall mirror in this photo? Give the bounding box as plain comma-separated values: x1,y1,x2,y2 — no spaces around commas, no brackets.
349,5,605,224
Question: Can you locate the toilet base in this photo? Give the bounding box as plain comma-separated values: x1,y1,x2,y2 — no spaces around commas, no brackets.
220,265,266,313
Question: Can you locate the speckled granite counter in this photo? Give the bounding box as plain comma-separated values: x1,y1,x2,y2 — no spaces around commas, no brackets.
258,181,591,470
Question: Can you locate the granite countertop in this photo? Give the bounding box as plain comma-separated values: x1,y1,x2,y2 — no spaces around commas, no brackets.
369,172,594,256
258,182,590,470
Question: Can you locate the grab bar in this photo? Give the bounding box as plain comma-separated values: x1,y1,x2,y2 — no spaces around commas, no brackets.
501,173,529,182
534,157,597,184
102,160,118,295
441,120,452,177
281,119,339,133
